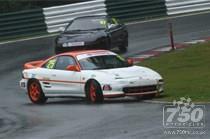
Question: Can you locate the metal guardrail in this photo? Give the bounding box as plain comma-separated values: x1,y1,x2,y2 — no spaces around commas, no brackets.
105,0,167,22
43,0,106,33
166,0,210,15
0,9,47,41
1,0,210,41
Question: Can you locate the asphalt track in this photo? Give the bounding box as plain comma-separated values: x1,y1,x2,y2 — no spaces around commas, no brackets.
0,12,210,139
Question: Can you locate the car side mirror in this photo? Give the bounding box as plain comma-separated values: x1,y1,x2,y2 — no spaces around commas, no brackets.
127,58,134,66
108,24,116,29
58,27,65,32
66,65,80,72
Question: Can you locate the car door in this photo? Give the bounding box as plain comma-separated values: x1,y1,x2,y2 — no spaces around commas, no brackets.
107,18,124,48
39,56,82,95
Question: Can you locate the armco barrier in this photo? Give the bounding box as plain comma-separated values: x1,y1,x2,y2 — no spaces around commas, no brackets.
0,9,47,41
43,0,106,33
1,0,210,41
166,0,210,15
105,0,167,22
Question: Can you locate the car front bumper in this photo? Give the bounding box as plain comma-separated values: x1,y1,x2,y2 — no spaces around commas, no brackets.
55,40,108,54
101,79,164,98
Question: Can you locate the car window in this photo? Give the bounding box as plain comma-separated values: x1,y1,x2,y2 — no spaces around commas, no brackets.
66,17,106,31
79,57,102,70
43,58,57,69
79,55,130,70
55,56,76,70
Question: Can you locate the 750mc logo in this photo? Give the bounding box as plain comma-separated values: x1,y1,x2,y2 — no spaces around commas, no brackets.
163,97,205,128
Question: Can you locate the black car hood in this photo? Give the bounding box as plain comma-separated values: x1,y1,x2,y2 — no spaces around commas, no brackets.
58,30,107,43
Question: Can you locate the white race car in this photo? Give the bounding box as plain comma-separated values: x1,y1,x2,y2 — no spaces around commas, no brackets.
20,50,164,104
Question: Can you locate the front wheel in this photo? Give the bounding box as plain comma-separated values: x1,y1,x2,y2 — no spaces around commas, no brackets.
85,80,104,103
142,94,156,100
28,80,47,104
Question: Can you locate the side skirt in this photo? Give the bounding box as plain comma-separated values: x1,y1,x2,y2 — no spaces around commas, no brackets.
45,93,85,98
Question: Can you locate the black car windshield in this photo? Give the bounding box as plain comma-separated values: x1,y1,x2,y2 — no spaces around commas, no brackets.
66,18,107,31
78,55,130,70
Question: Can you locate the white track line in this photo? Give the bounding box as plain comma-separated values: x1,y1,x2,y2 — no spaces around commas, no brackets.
0,33,58,45
154,47,172,52
184,39,206,44
131,54,155,59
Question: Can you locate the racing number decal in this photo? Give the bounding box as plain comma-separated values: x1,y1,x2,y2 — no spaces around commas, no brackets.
46,59,56,69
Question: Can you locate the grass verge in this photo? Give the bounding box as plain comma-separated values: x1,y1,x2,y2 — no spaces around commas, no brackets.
139,42,210,102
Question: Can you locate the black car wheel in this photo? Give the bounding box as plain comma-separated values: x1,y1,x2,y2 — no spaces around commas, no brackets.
142,94,156,100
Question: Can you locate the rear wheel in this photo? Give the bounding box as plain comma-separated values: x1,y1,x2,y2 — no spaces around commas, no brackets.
135,96,143,101
28,80,47,104
85,80,104,103
119,39,128,53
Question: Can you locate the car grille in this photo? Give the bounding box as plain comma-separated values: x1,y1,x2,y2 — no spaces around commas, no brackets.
123,85,157,94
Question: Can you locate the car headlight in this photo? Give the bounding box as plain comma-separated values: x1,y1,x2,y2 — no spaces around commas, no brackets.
157,79,164,93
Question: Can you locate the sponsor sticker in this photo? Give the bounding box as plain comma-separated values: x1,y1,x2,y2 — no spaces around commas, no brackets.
77,51,116,60
46,59,56,69
116,55,125,61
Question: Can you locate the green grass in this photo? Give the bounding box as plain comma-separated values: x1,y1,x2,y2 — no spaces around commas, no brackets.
138,42,210,102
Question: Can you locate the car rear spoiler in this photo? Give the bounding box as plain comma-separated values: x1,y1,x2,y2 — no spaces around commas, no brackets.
24,60,44,69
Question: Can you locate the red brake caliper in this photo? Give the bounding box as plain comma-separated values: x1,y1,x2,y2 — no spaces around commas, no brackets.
30,83,40,101
90,82,96,101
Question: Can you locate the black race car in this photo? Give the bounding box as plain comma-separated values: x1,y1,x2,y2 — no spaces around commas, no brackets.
55,15,128,54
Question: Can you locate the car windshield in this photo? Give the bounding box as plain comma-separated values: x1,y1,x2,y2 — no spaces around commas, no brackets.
66,17,107,31
78,55,130,70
